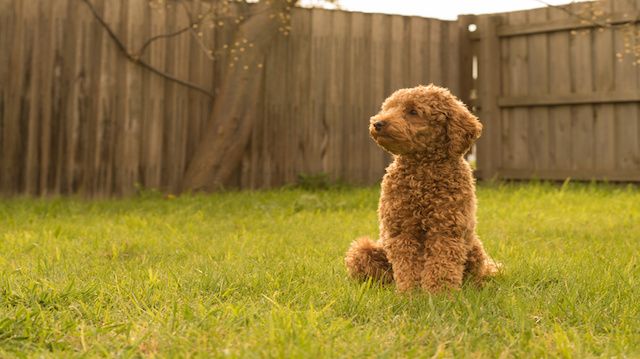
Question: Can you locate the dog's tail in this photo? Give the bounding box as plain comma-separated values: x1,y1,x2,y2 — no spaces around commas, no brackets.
345,237,393,284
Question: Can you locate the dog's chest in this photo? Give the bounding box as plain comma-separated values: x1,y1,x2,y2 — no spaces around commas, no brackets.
378,170,441,237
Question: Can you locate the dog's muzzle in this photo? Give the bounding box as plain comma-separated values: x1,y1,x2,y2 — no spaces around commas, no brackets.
373,121,386,132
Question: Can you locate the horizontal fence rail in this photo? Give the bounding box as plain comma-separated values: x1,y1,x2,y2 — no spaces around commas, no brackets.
469,10,640,38
498,92,640,107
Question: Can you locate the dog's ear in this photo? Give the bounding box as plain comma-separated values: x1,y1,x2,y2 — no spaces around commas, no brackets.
446,104,482,157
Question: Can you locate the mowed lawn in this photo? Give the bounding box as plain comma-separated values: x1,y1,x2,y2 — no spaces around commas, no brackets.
1,182,639,358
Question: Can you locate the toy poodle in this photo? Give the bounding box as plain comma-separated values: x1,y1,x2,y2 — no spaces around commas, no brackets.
344,84,500,293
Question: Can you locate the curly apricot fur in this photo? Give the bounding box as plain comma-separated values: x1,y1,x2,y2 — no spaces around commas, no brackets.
344,85,500,293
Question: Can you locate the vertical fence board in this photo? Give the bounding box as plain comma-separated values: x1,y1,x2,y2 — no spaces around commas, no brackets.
282,11,313,188
80,0,101,195
144,4,167,189
526,7,550,173
0,1,11,193
457,15,475,106
270,22,289,186
389,16,405,92
122,0,145,195
176,9,192,190
345,12,366,183
546,7,573,171
507,11,530,171
186,0,203,165
262,25,276,187
161,7,176,192
447,21,460,94
60,0,84,194
570,4,595,172
308,9,331,179
328,11,347,181
613,0,640,171
293,9,312,187
98,0,120,195
24,0,41,195
38,0,59,195
636,0,640,172
2,0,26,194
368,13,389,182
476,15,501,179
428,19,442,86
355,13,371,184
593,0,616,173
498,17,511,174
409,17,425,85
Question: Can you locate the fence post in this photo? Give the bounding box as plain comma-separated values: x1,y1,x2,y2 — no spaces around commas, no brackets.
457,14,476,108
476,15,501,180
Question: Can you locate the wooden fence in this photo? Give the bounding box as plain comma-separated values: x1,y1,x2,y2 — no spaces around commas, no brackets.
0,0,461,196
1,0,640,197
473,0,640,181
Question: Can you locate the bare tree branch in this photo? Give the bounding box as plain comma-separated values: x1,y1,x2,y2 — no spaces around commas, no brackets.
178,0,218,60
137,26,192,58
531,0,639,29
138,1,271,60
532,0,609,27
79,0,215,98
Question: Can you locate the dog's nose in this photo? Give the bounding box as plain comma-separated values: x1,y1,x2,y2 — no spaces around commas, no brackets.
374,121,386,131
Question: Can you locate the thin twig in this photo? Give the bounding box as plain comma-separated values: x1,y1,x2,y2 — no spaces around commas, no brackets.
137,4,216,57
531,0,610,27
79,0,215,98
178,0,217,60
137,26,192,58
531,0,640,30
176,0,271,61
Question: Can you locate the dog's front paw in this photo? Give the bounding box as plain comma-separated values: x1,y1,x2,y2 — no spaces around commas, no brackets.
483,259,503,277
395,282,417,293
420,277,461,293
420,264,464,293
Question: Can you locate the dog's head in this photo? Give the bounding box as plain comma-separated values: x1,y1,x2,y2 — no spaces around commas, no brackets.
369,85,482,158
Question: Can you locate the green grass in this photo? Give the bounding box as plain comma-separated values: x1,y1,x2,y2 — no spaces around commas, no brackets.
1,182,639,358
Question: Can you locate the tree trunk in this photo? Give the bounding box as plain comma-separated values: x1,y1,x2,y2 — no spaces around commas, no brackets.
180,0,288,192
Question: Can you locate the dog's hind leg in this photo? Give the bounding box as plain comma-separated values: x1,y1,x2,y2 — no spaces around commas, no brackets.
345,237,394,284
464,236,501,285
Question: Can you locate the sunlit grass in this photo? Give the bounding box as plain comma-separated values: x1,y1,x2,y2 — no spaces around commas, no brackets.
1,182,639,357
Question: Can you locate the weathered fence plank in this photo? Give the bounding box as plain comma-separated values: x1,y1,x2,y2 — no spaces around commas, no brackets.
570,10,595,172
368,13,389,182
592,1,615,173
506,10,530,171
475,15,501,180
613,0,640,171
527,7,550,172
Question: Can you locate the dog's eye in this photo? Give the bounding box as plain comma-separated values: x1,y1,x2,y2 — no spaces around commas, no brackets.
408,109,418,116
